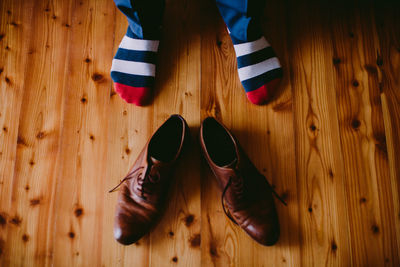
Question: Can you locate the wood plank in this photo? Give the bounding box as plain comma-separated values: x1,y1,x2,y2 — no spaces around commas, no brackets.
6,1,75,265
200,0,299,266
374,2,400,264
0,1,58,265
147,0,201,266
330,2,399,265
0,0,31,264
288,2,353,265
99,7,147,267
51,0,115,265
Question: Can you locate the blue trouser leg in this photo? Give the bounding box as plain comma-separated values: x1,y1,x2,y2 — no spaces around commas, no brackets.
215,0,266,42
114,0,165,40
114,0,264,41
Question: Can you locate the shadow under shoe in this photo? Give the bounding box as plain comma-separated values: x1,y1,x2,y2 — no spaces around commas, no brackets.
110,114,190,245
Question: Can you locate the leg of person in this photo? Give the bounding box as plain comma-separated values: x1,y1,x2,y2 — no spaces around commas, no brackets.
111,0,165,106
215,0,283,105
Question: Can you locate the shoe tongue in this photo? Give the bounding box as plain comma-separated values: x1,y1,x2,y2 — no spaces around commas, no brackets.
149,156,171,168
149,156,163,165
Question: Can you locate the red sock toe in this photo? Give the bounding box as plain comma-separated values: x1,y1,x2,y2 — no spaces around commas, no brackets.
246,78,281,105
114,83,152,106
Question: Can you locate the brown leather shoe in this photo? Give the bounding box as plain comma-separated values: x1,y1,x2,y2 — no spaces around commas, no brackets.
200,117,285,246
110,115,190,245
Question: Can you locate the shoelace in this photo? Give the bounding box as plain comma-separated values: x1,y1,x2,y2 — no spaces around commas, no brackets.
108,165,160,200
108,167,144,193
221,169,287,225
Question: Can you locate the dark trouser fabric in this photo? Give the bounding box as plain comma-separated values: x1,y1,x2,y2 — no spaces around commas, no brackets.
215,0,266,41
113,0,266,41
114,0,165,39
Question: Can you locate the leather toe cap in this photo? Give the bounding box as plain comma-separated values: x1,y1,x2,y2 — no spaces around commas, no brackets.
113,191,155,245
244,213,280,246
113,211,151,245
113,223,145,245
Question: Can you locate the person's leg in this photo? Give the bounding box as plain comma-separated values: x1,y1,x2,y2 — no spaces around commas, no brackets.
111,0,165,106
215,0,282,105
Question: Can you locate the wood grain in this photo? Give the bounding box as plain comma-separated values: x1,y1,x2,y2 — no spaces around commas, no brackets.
0,0,399,266
288,2,352,265
330,3,399,265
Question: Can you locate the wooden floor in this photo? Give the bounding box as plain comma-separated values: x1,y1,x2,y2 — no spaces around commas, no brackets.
1,0,399,266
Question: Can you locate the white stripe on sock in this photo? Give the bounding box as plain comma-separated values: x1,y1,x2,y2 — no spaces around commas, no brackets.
238,57,281,81
111,59,156,76
233,37,270,57
119,36,159,52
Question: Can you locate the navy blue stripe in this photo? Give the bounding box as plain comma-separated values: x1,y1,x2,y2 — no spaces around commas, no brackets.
111,71,154,88
241,68,283,92
114,48,157,64
230,32,263,45
236,47,276,69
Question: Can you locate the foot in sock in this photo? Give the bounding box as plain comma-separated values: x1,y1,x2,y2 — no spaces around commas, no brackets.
230,33,283,105
111,27,159,106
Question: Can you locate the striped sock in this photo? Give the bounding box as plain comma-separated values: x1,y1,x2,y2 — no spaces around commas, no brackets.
231,34,283,105
111,27,159,106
